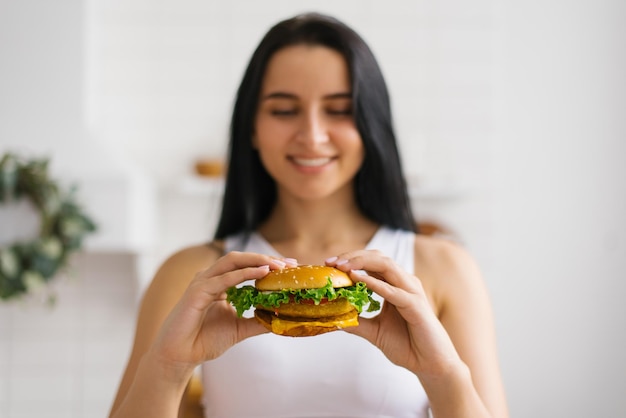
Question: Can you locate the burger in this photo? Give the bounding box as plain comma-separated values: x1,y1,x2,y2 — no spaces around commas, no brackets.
226,265,380,337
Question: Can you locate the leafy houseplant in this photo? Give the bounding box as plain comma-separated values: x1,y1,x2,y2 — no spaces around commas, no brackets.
0,153,96,301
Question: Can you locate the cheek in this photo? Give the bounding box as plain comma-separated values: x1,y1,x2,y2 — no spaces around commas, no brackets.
339,127,365,162
255,117,292,147
253,126,284,174
350,138,366,173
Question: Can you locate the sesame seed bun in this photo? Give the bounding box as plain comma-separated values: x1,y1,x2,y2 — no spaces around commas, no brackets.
255,265,353,291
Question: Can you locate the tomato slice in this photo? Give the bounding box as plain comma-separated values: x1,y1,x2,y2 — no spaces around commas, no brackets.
288,295,329,305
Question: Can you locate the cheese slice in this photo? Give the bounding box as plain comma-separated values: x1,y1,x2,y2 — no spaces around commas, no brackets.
271,315,359,335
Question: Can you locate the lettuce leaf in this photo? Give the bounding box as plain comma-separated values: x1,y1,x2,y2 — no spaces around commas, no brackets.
226,277,381,317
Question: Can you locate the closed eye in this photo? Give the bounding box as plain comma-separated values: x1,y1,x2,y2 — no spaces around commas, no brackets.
327,107,352,116
271,108,298,116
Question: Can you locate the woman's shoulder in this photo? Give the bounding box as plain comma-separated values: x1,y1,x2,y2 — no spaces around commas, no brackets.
413,234,486,313
413,234,473,269
166,240,225,264
145,241,225,302
159,241,224,277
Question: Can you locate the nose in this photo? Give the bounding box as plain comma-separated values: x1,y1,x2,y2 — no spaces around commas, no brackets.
296,110,329,145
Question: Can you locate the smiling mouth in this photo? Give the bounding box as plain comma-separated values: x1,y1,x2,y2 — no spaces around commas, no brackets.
291,157,333,167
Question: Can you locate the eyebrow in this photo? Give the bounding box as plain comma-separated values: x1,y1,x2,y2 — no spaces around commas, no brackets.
261,91,352,101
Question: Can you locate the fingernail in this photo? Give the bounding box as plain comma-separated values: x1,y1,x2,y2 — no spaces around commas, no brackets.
259,264,270,272
336,258,349,266
284,258,298,267
351,269,367,276
325,256,338,264
272,259,286,268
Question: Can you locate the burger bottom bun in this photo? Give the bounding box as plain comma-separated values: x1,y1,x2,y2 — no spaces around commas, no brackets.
255,309,358,337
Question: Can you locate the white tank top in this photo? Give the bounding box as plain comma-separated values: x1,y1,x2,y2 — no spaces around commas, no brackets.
201,227,430,418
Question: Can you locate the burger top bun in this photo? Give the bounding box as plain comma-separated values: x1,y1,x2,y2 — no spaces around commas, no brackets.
255,265,353,291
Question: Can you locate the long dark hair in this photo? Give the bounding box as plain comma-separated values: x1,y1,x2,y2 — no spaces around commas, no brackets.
214,13,417,239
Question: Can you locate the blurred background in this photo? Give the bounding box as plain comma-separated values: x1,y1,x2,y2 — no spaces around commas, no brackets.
1,0,624,417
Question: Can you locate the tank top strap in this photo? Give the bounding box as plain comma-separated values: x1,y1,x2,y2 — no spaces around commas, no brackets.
367,227,415,274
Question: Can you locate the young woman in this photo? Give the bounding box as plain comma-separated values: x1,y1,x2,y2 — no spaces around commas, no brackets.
110,13,509,418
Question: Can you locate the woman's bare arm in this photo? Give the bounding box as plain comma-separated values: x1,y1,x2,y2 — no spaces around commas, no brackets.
109,244,220,417
419,237,509,418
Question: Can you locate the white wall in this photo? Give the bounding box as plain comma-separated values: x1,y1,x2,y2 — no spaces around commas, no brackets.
1,0,625,417
0,253,137,418
492,1,626,416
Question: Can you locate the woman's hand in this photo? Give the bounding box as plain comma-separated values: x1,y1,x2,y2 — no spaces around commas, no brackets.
326,250,464,379
328,248,506,418
110,251,297,418
149,252,295,376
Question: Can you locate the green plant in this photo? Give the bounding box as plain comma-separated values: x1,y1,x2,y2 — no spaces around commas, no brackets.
0,153,97,301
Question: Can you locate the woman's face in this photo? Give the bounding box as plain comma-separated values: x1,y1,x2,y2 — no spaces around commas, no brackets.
254,44,364,202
